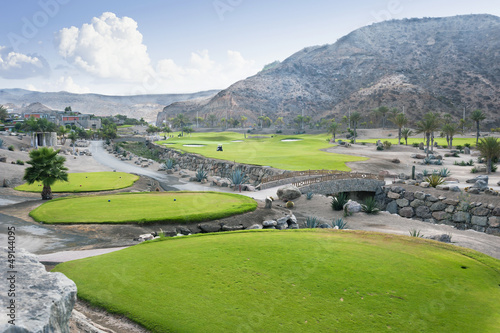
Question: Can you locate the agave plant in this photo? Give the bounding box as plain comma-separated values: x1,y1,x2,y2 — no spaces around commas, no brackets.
361,197,380,214
436,168,451,177
305,216,319,228
424,174,445,188
409,229,424,238
195,168,208,182
333,218,348,229
164,158,175,170
230,168,249,186
422,169,430,176
331,192,349,211
306,192,314,200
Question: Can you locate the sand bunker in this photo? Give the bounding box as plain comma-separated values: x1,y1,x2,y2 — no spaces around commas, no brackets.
281,139,303,142
183,144,205,147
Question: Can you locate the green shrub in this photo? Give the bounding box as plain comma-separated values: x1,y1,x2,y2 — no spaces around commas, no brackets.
383,141,392,149
230,169,249,186
491,164,498,173
333,218,348,229
164,158,175,170
361,197,380,214
464,143,471,148
435,168,451,177
471,167,479,174
331,192,349,211
409,229,424,237
456,145,463,151
16,159,24,165
8,145,14,151
376,145,384,151
424,174,445,188
305,216,318,228
195,169,208,182
412,143,419,148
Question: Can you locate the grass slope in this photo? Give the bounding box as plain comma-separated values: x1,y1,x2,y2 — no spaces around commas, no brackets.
15,172,139,193
29,191,257,224
156,132,367,171
54,230,500,332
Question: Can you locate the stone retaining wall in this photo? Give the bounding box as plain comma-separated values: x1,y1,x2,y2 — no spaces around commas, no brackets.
383,186,500,234
147,142,283,183
298,179,386,196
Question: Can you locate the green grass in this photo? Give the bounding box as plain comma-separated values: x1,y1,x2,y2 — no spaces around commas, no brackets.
54,230,500,332
15,172,139,193
358,137,478,147
29,191,257,224
117,124,134,128
157,132,367,171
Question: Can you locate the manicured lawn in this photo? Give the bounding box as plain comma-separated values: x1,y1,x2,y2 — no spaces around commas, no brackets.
358,137,479,147
29,191,257,224
54,230,500,333
118,124,134,128
156,132,367,171
15,172,139,193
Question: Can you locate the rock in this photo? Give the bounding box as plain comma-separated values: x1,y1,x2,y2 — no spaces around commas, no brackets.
3,178,12,187
176,226,191,235
428,234,452,243
396,198,409,207
426,195,439,202
319,223,332,229
420,182,430,188
199,223,222,233
391,186,404,193
387,191,401,199
449,186,461,192
435,185,449,190
468,188,480,194
264,197,273,209
379,170,390,177
432,211,449,221
430,202,447,211
263,220,277,227
492,207,500,216
415,206,432,219
407,180,417,185
419,142,424,150
414,191,426,200
498,180,500,186
399,207,414,218
288,214,297,224
443,198,459,206
445,205,455,213
0,156,6,163
471,216,488,227
245,185,256,192
386,201,398,214
410,199,426,208
414,154,426,159
343,200,362,214
276,217,289,225
221,225,244,231
471,207,490,216
392,159,401,164
276,224,288,230
289,223,300,229
464,147,470,154
489,216,500,228
403,191,415,201
467,175,489,184
453,212,471,223
0,248,77,333
276,185,302,201
246,224,263,230
471,180,488,191
138,233,155,241
166,169,174,174
444,177,459,183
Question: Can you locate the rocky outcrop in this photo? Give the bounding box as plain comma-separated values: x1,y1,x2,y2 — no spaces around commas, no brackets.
276,185,302,201
0,248,77,333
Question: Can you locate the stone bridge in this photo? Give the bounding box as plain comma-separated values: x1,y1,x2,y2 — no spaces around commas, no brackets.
292,173,386,196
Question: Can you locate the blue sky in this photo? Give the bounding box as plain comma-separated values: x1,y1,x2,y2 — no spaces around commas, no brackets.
0,0,498,95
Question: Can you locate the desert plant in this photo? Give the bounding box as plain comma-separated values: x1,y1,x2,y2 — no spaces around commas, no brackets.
412,142,419,148
286,201,294,209
306,192,314,200
467,159,474,166
376,145,384,151
464,143,471,148
409,229,424,238
230,168,249,186
333,218,348,229
164,158,175,170
16,159,24,165
436,168,451,177
195,169,208,182
305,216,319,228
424,174,445,188
422,169,430,176
383,141,392,149
8,145,14,151
456,144,463,151
470,167,479,174
331,192,349,211
361,197,380,214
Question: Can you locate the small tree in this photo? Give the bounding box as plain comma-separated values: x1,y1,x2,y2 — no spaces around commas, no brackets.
401,128,413,145
350,112,362,143
389,113,408,145
470,109,486,144
477,137,500,174
23,147,68,200
328,121,339,141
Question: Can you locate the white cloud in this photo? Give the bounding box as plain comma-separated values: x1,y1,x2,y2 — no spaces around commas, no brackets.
0,46,50,79
28,76,91,94
57,12,152,81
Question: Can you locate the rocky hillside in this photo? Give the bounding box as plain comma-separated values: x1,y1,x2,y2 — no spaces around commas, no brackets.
158,14,500,127
0,89,218,122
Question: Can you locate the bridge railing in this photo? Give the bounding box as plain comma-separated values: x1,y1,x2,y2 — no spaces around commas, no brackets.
261,169,342,184
292,172,384,188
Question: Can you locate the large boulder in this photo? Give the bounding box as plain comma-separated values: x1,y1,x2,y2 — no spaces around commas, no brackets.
0,248,76,333
471,180,488,191
343,200,362,214
276,185,302,201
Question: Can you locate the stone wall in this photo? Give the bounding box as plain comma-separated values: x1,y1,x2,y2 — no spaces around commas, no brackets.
382,186,500,234
298,179,386,196
148,142,283,183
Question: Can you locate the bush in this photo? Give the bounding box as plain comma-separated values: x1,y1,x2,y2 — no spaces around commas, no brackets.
333,218,348,229
305,216,318,228
8,145,14,151
361,142,366,145
456,145,463,151
409,229,424,238
286,201,294,209
361,197,380,214
464,143,471,148
491,164,498,173
376,145,384,151
383,141,392,149
16,159,24,165
435,168,451,177
306,192,314,200
331,192,349,211
164,158,175,170
424,174,445,188
412,143,419,148
471,167,479,174
195,169,208,182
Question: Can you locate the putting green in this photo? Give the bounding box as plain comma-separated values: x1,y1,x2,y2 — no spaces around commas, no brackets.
15,172,139,193
29,191,257,224
54,230,500,332
156,132,367,171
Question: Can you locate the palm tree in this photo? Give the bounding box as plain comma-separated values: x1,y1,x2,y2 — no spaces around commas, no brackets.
328,121,339,141
350,112,362,143
0,105,8,122
442,123,459,149
374,106,389,129
171,114,189,135
58,125,69,144
389,113,408,145
415,112,440,156
207,114,217,128
68,131,78,154
476,137,500,174
240,116,247,128
470,109,486,144
23,147,68,200
401,128,413,145
275,116,285,129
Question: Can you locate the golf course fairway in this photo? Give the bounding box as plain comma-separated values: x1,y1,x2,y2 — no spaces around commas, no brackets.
54,230,500,332
29,191,257,224
15,172,139,193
